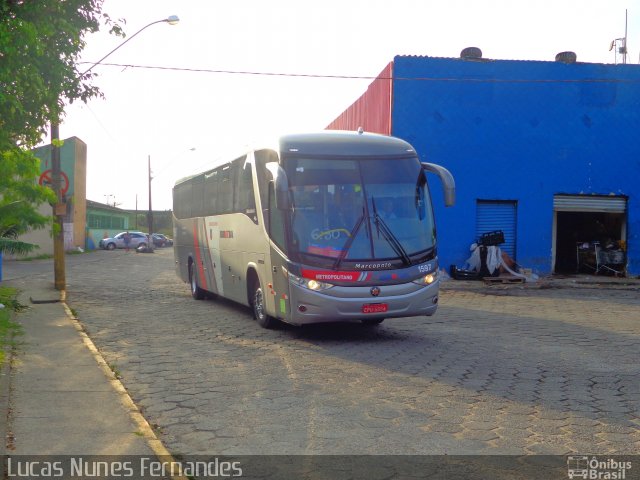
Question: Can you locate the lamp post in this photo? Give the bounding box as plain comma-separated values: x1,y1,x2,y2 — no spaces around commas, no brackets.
147,154,154,252
50,15,179,289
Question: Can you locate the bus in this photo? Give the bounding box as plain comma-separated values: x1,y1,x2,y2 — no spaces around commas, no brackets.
172,131,455,328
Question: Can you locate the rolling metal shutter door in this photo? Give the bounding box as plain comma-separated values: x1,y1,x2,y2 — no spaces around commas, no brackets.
553,195,627,213
476,201,517,259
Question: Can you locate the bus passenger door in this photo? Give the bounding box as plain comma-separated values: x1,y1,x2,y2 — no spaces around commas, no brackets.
266,183,291,321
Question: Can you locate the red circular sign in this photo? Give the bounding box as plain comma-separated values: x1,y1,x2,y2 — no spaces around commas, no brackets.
39,169,69,195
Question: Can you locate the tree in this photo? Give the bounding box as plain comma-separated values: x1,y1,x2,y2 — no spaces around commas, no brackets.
0,0,124,254
0,150,55,255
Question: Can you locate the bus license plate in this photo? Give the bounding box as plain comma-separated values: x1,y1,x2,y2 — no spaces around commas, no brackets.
362,303,388,314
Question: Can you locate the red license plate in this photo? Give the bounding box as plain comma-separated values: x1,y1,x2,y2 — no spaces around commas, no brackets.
362,303,388,314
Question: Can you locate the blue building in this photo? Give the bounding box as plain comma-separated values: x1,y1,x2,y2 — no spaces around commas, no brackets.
328,52,640,276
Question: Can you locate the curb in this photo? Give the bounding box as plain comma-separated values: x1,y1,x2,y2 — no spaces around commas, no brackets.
60,290,188,480
0,337,11,456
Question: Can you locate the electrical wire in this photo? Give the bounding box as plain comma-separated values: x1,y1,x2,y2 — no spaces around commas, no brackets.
78,61,640,83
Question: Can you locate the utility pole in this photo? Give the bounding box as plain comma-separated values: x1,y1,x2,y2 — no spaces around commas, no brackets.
147,155,154,252
624,9,628,65
47,15,179,289
51,124,65,290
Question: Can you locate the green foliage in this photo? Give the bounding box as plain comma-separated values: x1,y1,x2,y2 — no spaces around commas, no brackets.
0,286,25,364
0,150,55,255
0,286,27,313
0,0,125,149
0,1,124,253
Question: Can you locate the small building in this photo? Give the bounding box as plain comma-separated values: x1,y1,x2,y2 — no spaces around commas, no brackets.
6,137,87,258
327,52,640,276
85,200,132,250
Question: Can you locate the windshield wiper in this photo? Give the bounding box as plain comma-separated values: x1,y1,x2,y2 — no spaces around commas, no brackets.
371,197,412,266
333,208,366,270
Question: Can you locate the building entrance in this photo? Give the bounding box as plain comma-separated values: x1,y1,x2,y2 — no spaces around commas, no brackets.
553,195,627,275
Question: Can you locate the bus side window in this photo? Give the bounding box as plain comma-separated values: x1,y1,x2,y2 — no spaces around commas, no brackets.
218,165,234,214
174,182,192,219
191,176,204,217
235,159,257,223
204,170,218,216
268,182,286,251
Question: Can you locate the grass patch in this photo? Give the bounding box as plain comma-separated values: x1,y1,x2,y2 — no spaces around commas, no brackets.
108,363,122,379
0,286,25,364
16,253,53,261
14,249,94,261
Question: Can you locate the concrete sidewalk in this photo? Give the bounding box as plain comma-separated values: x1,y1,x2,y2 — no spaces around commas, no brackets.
0,277,172,457
442,271,640,291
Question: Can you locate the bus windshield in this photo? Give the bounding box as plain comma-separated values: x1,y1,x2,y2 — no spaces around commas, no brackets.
285,156,436,268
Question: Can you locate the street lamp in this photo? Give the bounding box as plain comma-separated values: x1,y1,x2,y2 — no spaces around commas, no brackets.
82,15,180,76
50,15,179,289
147,154,154,252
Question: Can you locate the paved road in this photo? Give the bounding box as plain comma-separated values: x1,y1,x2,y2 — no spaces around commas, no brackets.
35,249,640,456
1,250,107,281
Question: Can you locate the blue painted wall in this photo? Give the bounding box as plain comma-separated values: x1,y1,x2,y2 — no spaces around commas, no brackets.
391,55,640,275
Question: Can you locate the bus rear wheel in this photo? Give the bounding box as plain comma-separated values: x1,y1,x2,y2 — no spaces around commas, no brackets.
189,261,205,300
252,282,277,329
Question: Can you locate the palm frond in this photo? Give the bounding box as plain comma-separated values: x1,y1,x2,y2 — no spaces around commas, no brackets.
0,238,38,256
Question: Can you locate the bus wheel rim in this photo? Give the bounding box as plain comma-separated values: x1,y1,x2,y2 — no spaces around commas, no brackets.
255,289,265,320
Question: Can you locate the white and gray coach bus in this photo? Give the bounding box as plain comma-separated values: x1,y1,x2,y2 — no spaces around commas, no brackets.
173,131,455,328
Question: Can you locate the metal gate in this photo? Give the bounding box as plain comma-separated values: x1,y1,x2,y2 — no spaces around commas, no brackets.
553,194,627,213
476,200,517,259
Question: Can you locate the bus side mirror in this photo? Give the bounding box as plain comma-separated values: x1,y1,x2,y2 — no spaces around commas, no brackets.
421,162,456,207
265,162,291,210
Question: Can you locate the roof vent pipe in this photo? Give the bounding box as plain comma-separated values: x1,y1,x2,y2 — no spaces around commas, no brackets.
555,51,577,63
460,47,482,59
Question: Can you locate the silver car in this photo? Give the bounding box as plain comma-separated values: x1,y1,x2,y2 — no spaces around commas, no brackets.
99,231,149,250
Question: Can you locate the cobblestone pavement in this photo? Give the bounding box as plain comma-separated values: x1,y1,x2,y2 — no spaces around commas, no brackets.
65,248,640,456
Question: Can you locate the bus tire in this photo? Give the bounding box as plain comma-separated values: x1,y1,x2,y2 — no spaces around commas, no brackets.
189,261,205,300
252,282,277,329
361,318,384,326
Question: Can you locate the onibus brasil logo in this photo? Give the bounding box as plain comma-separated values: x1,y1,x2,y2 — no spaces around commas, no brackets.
567,456,632,479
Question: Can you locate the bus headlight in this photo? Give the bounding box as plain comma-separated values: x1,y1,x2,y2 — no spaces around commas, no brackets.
289,273,334,291
412,271,438,285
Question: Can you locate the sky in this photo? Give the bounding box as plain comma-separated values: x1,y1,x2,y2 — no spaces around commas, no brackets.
54,0,639,211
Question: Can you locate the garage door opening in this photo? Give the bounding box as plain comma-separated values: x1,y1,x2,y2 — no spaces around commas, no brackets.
553,195,627,275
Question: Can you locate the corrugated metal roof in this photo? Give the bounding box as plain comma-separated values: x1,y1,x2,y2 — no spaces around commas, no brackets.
394,54,634,66
86,199,127,212
326,62,393,135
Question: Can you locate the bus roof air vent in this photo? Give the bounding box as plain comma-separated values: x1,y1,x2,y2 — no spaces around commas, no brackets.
357,127,364,135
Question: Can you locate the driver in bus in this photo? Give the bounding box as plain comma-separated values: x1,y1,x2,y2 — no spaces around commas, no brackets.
378,197,397,220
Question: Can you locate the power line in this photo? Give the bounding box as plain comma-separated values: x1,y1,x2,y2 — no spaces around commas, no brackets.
81,62,376,80
79,61,640,83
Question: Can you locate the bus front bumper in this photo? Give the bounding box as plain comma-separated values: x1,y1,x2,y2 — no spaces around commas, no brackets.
286,280,440,325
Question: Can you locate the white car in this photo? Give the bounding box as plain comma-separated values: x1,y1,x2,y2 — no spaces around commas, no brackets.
99,232,149,250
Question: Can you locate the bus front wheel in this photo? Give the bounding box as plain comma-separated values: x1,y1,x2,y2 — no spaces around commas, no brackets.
252,282,277,329
189,261,205,300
